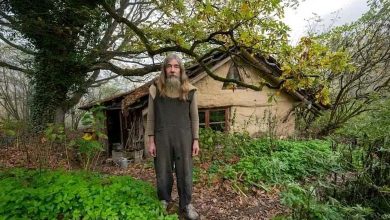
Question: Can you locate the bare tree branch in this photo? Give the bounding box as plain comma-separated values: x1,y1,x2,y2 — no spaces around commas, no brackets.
0,61,28,73
102,1,154,56
0,33,35,55
0,21,13,28
90,62,161,76
66,70,101,110
0,10,16,25
91,74,120,85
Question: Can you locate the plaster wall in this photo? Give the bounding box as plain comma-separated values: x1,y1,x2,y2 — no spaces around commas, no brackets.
193,59,297,137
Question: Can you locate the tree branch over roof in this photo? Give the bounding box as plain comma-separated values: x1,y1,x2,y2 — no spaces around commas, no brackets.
199,59,262,91
100,2,270,91
101,2,229,58
90,61,161,76
99,1,326,107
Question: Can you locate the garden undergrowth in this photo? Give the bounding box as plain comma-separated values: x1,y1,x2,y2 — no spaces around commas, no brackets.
0,168,177,220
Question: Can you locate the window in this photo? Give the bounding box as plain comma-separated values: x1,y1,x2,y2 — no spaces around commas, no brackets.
198,108,229,132
199,111,206,129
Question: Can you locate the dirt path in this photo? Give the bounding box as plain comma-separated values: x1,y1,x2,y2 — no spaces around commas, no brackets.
99,160,287,220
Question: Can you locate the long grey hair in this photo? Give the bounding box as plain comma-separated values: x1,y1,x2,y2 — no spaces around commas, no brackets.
156,54,190,101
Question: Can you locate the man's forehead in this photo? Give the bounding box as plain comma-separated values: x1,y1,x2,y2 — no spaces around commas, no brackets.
167,58,180,65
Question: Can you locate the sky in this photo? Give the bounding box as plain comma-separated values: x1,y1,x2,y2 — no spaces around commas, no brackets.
283,0,370,43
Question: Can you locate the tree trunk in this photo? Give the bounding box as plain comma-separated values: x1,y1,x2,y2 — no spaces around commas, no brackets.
29,75,68,131
54,107,66,125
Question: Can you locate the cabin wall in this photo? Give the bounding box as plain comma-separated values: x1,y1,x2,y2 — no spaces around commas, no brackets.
124,109,144,151
193,60,297,137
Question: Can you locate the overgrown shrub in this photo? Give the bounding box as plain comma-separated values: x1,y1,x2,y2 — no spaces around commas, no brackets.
194,128,251,185
225,139,340,185
279,99,390,219
199,128,251,163
277,183,373,220
0,118,28,148
69,105,107,170
327,98,390,219
197,128,388,219
0,168,177,219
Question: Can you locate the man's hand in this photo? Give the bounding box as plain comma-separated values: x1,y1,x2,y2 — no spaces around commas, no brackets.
192,140,200,156
148,136,156,157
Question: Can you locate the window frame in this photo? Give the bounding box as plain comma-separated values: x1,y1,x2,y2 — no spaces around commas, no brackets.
198,107,230,132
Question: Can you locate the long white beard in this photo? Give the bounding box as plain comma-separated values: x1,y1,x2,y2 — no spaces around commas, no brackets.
166,76,181,95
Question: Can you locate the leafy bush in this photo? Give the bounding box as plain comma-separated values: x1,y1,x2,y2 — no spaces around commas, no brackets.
69,105,107,170
195,128,251,185
0,169,177,219
278,99,390,220
0,118,28,147
199,128,251,163
277,183,373,220
329,98,390,218
198,129,340,186
225,139,341,185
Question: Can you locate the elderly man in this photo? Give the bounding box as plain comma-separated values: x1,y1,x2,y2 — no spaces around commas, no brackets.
146,54,200,220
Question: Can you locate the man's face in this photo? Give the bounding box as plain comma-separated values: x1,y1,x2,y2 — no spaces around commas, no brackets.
165,58,181,79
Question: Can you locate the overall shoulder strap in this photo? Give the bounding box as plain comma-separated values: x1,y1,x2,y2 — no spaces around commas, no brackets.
188,89,196,102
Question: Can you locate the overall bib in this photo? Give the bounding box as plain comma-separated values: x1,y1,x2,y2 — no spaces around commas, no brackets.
153,89,196,209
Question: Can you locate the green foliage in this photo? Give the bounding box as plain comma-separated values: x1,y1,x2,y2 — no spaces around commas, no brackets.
194,128,251,185
327,98,390,218
335,99,390,143
69,105,107,170
1,117,28,135
0,118,21,138
279,99,390,219
198,128,388,219
277,183,373,220
44,123,66,143
335,99,390,184
80,105,107,139
0,118,28,147
148,0,292,54
297,0,390,137
225,139,340,185
0,168,177,219
75,138,102,155
198,129,340,187
199,128,251,163
279,37,355,106
1,0,108,130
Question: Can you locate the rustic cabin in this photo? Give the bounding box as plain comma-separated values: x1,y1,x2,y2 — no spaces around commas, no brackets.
79,49,323,159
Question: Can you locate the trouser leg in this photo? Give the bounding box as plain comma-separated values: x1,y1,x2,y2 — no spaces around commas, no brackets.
154,133,174,202
172,130,193,209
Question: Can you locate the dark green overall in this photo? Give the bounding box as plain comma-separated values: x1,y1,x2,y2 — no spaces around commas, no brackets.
153,89,195,209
